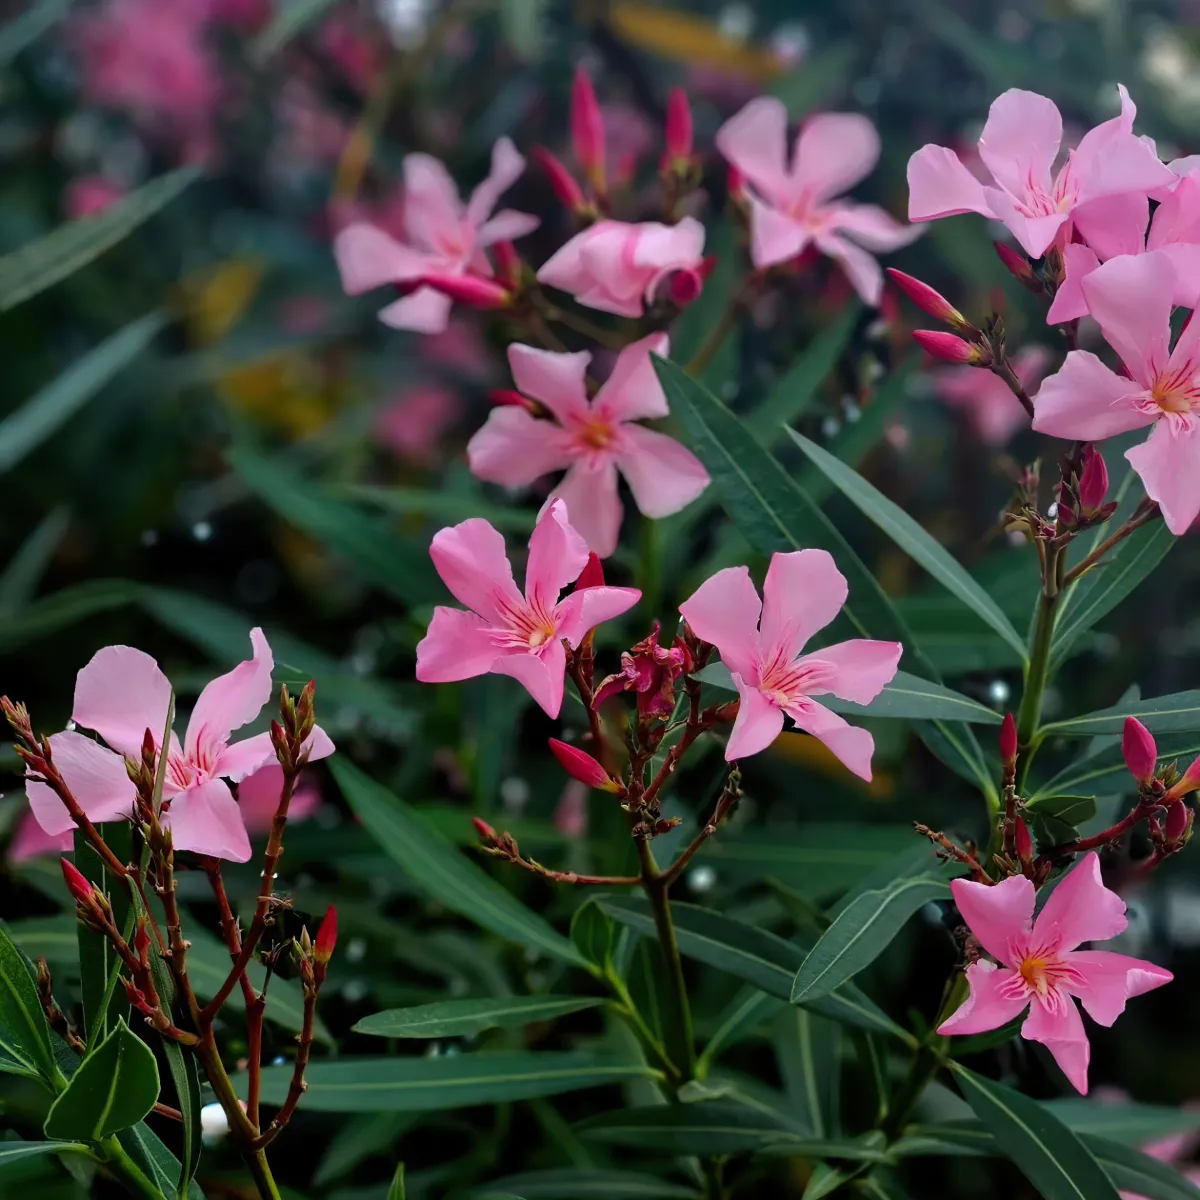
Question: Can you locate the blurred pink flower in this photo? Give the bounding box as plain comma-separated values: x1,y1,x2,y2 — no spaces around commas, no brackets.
932,345,1050,444
63,175,125,220
236,763,321,835
208,0,269,30
679,550,901,778
938,854,1172,1095
716,98,918,304
275,80,351,169
334,139,539,334
10,812,73,863
374,384,463,464
553,781,589,839
422,319,493,379
467,335,710,558
318,11,383,94
415,500,640,717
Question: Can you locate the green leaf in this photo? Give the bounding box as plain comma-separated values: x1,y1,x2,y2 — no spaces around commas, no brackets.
1030,733,1200,804
387,1162,407,1200
252,0,339,58
769,42,859,116
0,920,60,1087
775,1009,840,1139
249,1052,657,1112
1081,1135,1200,1200
853,1169,913,1200
0,505,71,614
694,662,1001,724
786,429,1026,662
1042,690,1200,738
228,444,439,607
1023,794,1098,849
0,167,200,311
570,898,618,972
0,1140,89,1166
951,1064,1120,1200
499,0,545,60
791,848,957,1004
698,990,783,1075
913,719,998,802
315,1113,418,1188
0,0,73,64
598,896,913,1045
1041,1099,1200,1146
575,1102,810,1156
44,1019,160,1142
345,484,536,532
353,995,604,1039
75,823,132,1049
332,758,587,967
117,1121,205,1200
804,1163,858,1199
469,1169,701,1198
0,312,165,474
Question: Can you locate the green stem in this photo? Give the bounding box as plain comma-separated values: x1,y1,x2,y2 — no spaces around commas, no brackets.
880,1046,941,1141
637,839,696,1083
1015,547,1063,792
96,1136,166,1200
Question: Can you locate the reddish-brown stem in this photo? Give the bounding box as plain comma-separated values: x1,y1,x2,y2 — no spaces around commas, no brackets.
914,824,991,883
1045,798,1159,857
501,855,641,886
153,1103,183,1123
254,987,317,1149
990,356,1036,419
641,691,734,811
569,653,613,773
157,855,202,1028
661,773,741,888
1061,502,1161,587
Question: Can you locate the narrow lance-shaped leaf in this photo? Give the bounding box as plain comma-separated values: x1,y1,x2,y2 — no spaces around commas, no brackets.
0,0,73,65
77,822,133,1050
1041,690,1200,738
353,996,604,1039
0,919,61,1087
467,1168,703,1199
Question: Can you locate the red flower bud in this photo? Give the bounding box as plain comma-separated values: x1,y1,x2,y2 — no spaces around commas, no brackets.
994,241,1038,289
1014,816,1033,864
726,164,746,201
548,738,618,792
133,921,151,962
60,857,95,908
472,816,498,842
314,906,337,966
420,273,511,309
886,268,974,335
531,146,587,213
489,388,535,411
571,67,606,192
574,552,605,591
665,87,694,163
1122,716,1158,784
669,267,705,307
492,240,521,289
912,329,984,365
1000,713,1018,766
1078,446,1109,512
1165,800,1191,843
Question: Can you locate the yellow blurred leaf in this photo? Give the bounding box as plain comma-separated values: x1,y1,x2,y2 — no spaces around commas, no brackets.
182,258,264,346
771,731,895,799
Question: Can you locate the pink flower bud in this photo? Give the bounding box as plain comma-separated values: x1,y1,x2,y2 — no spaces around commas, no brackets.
1122,717,1158,784
420,274,511,309
571,67,606,191
60,858,95,908
548,738,618,793
1014,816,1033,864
489,388,535,412
314,906,337,965
472,816,498,842
887,269,973,334
574,552,605,591
669,267,705,307
532,146,587,212
727,163,746,200
492,240,521,289
1078,446,1109,512
1000,712,1017,767
912,329,983,364
665,87,693,163
994,241,1038,289
1165,800,1191,843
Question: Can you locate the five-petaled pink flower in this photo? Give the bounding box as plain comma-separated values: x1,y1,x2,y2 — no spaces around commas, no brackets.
938,853,1172,1095
536,217,707,317
908,85,1175,260
415,500,641,717
466,335,710,558
24,630,335,863
932,345,1051,445
1033,250,1200,533
715,98,918,304
333,138,539,334
678,550,902,778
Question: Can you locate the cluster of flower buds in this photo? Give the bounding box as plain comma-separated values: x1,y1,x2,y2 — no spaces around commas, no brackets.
887,268,990,366
60,856,111,932
271,680,317,774
295,906,338,994
1123,717,1197,857
1055,444,1115,531
594,622,695,721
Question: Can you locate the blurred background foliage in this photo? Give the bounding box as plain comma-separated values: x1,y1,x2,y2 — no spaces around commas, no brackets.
4,0,1200,1197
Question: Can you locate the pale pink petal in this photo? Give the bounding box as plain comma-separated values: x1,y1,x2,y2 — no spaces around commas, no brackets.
760,549,847,665
628,216,706,273
678,566,762,681
948,872,1035,966
378,288,454,334
301,725,336,763
1158,242,1200,308
212,731,275,784
978,89,1062,198
593,333,671,423
237,763,321,836
574,283,646,319
1079,251,1175,384
476,209,540,246
547,460,623,559
1073,127,1176,208
333,224,431,293
10,812,75,862
1065,950,1172,1027
415,607,502,682
615,425,710,518
466,407,576,488
1022,994,1091,1095
73,645,172,759
1031,352,1152,440
429,518,524,624
907,144,995,222
937,960,1030,1036
402,152,465,253
164,777,251,862
1169,154,1200,178
815,233,884,305
1071,193,1148,261
466,137,525,228
1125,420,1200,535
507,344,592,425
791,113,881,203
827,203,922,252
184,628,274,762
747,193,810,269
26,731,137,837
1033,852,1128,951
493,639,566,717
785,698,876,781
526,498,590,609
1046,242,1101,325
536,226,596,299
714,96,790,203
725,673,785,760
554,585,642,647
797,639,902,705
984,187,1069,258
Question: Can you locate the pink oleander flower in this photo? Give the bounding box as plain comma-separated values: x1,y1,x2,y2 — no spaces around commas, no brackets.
536,217,707,317
466,335,710,558
938,853,1172,1095
678,550,902,778
236,763,321,835
373,384,463,465
23,630,334,862
1033,250,1200,533
908,85,1175,261
932,345,1051,445
714,97,919,304
9,812,73,863
415,500,641,717
333,139,539,335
